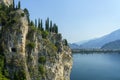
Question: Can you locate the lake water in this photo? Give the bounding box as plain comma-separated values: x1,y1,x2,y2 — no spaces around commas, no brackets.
70,53,120,80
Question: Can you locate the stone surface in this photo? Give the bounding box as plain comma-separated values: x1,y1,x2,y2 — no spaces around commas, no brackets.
0,2,72,80
0,0,13,6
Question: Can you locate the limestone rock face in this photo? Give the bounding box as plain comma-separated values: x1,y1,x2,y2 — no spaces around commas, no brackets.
1,8,72,80
1,9,30,80
25,30,73,80
45,47,72,80
0,0,13,6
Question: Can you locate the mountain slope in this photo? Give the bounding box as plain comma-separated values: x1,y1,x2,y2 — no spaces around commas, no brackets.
80,29,120,49
74,40,89,45
69,43,80,49
69,40,89,49
101,40,120,49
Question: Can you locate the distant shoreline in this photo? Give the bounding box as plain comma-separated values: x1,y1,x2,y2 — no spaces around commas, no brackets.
72,49,120,53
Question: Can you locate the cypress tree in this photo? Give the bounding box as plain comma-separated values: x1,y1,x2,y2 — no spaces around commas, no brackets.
52,24,55,32
40,20,44,31
18,1,21,9
30,20,34,26
24,8,30,23
52,23,58,33
13,0,15,9
38,18,41,30
45,18,49,31
64,39,68,46
50,21,52,32
35,19,37,27
16,5,18,10
55,25,58,33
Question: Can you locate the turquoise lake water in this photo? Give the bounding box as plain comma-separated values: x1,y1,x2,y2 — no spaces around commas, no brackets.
70,53,120,80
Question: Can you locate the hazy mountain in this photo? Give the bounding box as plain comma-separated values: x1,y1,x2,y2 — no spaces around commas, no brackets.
101,40,120,49
69,43,80,49
74,40,89,45
69,40,89,49
80,29,120,49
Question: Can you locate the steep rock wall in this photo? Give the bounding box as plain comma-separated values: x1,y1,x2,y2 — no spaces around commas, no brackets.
26,27,72,80
1,9,30,80
1,9,72,80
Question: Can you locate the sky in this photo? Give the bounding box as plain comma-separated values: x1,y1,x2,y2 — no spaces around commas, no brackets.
15,0,120,43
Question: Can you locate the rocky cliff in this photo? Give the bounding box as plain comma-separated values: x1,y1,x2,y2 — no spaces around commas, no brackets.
0,0,13,6
0,1,72,80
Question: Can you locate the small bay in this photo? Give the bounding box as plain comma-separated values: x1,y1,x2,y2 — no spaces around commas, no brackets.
70,53,120,80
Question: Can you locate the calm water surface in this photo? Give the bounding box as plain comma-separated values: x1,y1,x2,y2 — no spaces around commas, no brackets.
70,53,120,80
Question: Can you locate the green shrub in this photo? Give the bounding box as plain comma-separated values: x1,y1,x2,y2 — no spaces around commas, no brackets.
21,13,24,17
14,70,26,80
0,73,9,80
0,55,9,80
63,39,68,46
10,19,16,24
27,42,35,49
43,39,57,56
57,33,62,41
39,65,45,75
38,56,46,64
55,42,62,52
42,31,48,39
30,25,37,32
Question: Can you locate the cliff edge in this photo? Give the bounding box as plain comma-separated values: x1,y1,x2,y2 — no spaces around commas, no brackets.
0,1,72,80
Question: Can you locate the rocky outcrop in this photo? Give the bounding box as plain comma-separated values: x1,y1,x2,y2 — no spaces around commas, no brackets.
0,2,72,80
24,21,72,80
1,9,30,80
0,0,13,6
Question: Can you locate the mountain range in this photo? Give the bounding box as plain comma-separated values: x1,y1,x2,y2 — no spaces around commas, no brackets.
70,29,120,49
101,40,120,50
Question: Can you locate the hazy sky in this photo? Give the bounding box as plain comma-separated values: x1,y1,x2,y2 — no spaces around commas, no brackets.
15,0,120,43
